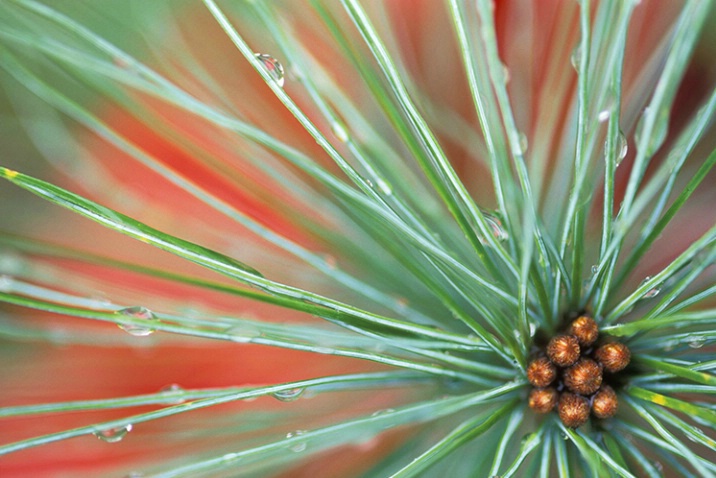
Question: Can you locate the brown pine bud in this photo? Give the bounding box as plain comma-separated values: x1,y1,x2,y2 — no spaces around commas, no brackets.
527,357,557,387
558,392,590,428
568,315,599,347
564,358,603,395
595,342,631,372
529,387,559,414
547,335,580,367
592,385,619,419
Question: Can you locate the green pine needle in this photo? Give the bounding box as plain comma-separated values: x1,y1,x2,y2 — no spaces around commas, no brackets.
0,0,715,476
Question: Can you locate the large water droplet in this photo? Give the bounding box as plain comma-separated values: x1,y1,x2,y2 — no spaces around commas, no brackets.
117,306,157,336
286,430,307,452
254,53,285,87
639,276,661,299
272,387,305,402
94,424,132,443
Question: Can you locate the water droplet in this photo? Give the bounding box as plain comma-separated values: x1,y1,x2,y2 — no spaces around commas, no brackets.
616,130,628,164
570,43,582,71
331,122,349,143
117,306,157,336
221,452,240,464
686,427,704,442
272,387,305,402
639,276,661,299
0,274,13,292
322,254,338,270
94,424,132,443
375,178,393,196
371,408,395,417
687,335,706,349
226,323,261,343
517,132,528,155
159,384,185,404
286,430,307,452
254,53,285,87
598,96,617,123
590,264,599,275
0,251,25,274
394,296,409,312
501,63,510,84
480,212,509,244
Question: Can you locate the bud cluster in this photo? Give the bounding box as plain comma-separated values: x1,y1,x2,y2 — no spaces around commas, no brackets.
526,315,630,428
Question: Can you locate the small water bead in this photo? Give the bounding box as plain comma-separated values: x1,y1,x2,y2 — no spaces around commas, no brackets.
371,408,395,417
226,323,261,343
0,251,25,274
375,178,393,196
272,387,305,402
687,335,706,349
322,254,338,270
331,121,349,143
0,274,13,292
117,306,157,336
221,452,240,464
616,131,628,164
481,212,509,244
639,276,661,299
517,132,528,155
686,427,704,443
93,424,132,443
570,43,582,71
500,62,511,84
286,430,307,452
603,130,628,167
254,53,285,87
159,384,186,405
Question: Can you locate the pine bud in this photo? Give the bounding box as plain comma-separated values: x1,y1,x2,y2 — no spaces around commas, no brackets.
547,335,580,367
595,342,631,372
529,387,559,414
564,358,603,395
592,385,619,419
527,357,557,388
568,315,599,347
558,392,590,428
